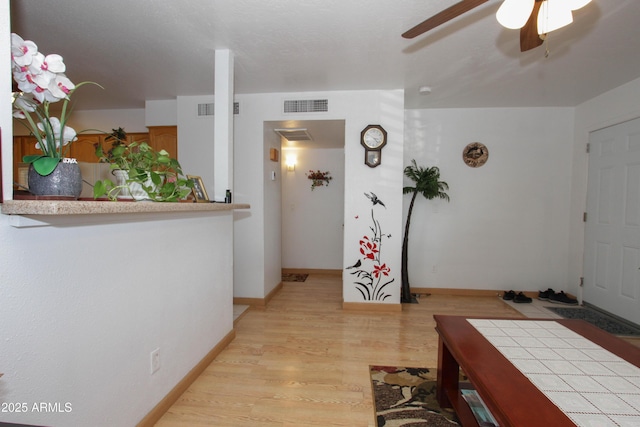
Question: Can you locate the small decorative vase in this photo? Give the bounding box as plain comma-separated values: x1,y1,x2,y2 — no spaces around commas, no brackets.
113,170,154,201
27,158,82,199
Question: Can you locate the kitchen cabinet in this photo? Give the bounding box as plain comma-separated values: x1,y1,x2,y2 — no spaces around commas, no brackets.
148,126,177,158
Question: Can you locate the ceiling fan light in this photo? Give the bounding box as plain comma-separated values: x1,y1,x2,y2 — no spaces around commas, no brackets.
566,0,593,11
497,0,535,30
537,0,573,35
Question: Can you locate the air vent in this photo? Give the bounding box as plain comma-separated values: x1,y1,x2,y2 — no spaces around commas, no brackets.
283,99,328,114
198,103,214,116
197,102,240,117
274,128,313,142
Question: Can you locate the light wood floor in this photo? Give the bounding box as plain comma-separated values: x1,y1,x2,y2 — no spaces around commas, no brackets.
155,272,639,426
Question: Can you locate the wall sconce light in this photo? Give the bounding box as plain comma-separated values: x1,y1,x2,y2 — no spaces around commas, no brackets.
285,155,297,171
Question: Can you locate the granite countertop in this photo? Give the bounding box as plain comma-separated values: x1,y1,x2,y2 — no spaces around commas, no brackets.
1,200,250,216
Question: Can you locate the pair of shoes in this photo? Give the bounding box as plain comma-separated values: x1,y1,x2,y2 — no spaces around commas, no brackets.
538,288,555,301
513,292,532,303
549,291,578,305
502,290,516,300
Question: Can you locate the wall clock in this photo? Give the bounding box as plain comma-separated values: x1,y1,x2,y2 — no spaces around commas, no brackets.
361,124,387,167
462,142,488,168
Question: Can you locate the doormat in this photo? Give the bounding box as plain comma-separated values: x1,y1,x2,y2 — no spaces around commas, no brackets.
370,366,459,427
281,273,308,282
546,306,640,337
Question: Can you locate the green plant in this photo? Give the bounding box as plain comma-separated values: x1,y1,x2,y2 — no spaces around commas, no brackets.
93,141,193,202
401,159,450,303
95,127,127,163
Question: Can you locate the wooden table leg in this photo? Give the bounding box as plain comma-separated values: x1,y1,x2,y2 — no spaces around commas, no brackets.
436,334,459,409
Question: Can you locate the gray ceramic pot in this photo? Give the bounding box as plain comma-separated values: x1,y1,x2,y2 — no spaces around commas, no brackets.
28,158,83,199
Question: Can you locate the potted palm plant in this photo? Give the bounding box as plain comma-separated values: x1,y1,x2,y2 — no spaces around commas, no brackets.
401,160,450,303
93,141,193,202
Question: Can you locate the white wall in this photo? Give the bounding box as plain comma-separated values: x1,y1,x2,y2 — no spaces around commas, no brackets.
0,212,234,427
403,107,575,292
262,125,282,291
234,90,404,304
177,96,216,197
281,147,345,270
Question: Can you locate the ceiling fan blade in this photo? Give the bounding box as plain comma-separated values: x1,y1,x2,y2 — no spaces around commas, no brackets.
520,0,544,51
402,0,489,39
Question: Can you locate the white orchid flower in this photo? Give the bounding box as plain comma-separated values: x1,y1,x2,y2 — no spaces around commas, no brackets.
10,32,99,174
48,74,75,100
31,53,66,86
26,52,46,75
12,93,38,118
32,85,56,103
11,33,38,67
13,71,38,94
40,54,66,73
36,117,77,149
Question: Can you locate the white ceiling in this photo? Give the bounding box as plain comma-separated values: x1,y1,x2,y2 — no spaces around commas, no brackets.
9,0,640,112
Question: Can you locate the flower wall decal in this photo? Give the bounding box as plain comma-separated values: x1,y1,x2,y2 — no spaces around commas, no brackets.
347,192,394,301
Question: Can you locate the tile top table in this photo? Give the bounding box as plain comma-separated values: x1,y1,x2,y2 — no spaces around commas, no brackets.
434,315,640,427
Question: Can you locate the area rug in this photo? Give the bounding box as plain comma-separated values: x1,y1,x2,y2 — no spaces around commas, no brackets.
281,273,308,282
370,366,459,427
546,306,640,337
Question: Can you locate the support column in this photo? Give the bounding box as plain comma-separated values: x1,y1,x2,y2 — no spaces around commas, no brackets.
214,49,234,202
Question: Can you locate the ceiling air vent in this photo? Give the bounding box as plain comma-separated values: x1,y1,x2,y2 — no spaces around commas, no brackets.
283,99,328,114
274,128,313,142
197,102,240,117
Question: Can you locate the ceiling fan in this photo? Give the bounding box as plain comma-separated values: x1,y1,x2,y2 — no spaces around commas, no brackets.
402,0,593,52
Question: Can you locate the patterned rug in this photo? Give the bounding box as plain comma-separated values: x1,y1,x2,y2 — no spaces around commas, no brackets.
546,306,640,337
370,366,459,427
281,273,308,282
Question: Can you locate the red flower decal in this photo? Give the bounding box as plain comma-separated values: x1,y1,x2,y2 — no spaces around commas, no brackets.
373,263,390,278
359,236,378,260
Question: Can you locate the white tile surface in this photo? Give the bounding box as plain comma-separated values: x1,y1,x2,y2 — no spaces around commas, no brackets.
468,319,640,426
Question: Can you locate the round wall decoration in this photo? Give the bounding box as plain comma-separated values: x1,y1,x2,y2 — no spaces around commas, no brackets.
462,142,489,168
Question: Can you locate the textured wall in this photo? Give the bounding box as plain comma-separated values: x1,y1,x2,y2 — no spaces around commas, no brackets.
0,211,234,426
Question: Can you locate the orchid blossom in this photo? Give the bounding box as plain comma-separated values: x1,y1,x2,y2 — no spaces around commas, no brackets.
36,117,77,150
10,33,38,67
10,32,100,175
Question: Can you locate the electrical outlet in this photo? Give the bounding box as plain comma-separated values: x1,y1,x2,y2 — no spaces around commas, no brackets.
150,348,160,375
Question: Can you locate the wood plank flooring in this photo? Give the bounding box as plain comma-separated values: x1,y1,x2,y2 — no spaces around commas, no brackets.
155,272,639,426
155,272,523,426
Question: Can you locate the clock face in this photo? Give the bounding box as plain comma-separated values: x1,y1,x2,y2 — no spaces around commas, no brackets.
361,125,387,150
364,128,385,149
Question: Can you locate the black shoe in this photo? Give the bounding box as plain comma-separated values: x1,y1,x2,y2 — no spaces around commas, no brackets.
549,291,578,305
513,292,532,303
502,290,516,300
538,288,555,301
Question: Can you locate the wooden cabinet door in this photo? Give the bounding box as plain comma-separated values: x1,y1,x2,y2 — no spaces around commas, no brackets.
70,134,102,163
148,126,177,159
127,132,149,145
13,136,39,188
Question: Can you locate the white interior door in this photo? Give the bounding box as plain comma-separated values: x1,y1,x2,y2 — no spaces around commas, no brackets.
584,117,640,325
